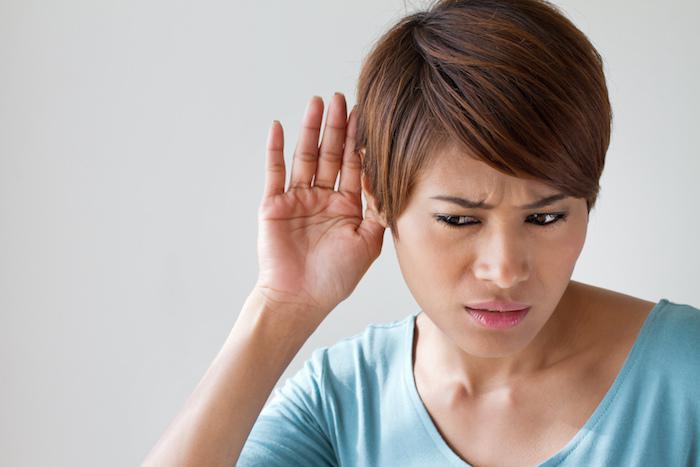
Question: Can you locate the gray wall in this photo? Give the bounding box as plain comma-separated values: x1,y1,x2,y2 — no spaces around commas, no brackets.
1,0,698,465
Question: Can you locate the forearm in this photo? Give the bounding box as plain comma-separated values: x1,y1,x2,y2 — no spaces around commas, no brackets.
142,290,320,466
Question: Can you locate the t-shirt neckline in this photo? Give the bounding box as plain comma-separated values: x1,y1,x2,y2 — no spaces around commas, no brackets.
402,298,669,467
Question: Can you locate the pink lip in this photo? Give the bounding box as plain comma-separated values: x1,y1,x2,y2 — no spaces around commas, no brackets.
465,306,531,329
465,300,530,312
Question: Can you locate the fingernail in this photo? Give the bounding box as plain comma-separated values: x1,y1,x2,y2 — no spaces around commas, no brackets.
334,91,345,98
306,96,321,112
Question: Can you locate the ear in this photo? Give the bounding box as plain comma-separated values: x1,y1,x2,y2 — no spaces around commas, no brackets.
358,149,388,229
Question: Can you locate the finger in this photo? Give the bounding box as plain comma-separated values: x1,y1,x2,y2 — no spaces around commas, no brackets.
313,92,347,190
263,120,285,199
337,105,362,198
289,96,323,189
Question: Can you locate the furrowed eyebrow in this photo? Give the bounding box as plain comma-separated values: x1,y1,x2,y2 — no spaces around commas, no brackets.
429,192,568,210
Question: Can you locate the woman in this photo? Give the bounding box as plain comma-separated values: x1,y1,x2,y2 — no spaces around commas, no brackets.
143,0,700,465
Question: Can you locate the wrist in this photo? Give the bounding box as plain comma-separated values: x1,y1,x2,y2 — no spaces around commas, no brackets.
234,288,322,350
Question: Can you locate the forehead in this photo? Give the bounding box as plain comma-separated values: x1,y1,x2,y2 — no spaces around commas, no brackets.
416,146,554,196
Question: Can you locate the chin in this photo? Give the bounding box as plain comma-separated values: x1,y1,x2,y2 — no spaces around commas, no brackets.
439,320,528,357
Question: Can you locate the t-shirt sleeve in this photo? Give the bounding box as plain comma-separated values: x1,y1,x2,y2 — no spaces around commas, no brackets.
236,347,337,467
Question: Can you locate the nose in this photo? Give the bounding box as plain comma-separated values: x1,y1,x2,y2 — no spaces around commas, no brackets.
473,225,530,288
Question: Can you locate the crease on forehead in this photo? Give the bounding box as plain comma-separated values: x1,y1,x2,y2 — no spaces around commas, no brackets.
416,142,557,201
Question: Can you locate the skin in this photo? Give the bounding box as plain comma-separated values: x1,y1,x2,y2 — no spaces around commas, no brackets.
142,93,386,466
267,94,655,467
253,93,385,325
373,144,591,394
143,92,655,466
362,142,657,465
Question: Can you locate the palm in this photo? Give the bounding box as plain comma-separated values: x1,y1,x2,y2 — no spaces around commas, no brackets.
254,94,385,323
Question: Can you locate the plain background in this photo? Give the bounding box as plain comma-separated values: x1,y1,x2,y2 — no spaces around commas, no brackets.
1,0,698,465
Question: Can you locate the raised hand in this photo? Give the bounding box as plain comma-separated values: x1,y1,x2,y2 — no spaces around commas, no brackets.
253,93,386,328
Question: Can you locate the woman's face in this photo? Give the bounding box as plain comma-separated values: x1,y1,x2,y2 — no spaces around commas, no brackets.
389,147,589,358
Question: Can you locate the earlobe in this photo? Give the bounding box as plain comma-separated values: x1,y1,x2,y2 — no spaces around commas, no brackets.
366,200,388,229
359,168,388,229
367,196,388,228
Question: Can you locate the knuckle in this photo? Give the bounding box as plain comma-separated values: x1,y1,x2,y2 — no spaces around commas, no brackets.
342,158,362,169
266,164,285,173
295,150,317,162
319,148,343,160
302,124,321,132
324,122,346,131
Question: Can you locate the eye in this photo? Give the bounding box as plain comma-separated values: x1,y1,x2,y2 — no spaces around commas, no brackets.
528,212,568,227
434,215,479,228
434,212,569,229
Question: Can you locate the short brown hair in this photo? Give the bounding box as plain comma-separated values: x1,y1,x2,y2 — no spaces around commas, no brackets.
355,0,612,241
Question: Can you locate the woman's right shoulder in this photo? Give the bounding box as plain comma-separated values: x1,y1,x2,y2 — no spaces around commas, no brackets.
305,312,416,386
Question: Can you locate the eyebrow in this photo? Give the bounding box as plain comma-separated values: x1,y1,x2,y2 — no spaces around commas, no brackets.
429,192,569,210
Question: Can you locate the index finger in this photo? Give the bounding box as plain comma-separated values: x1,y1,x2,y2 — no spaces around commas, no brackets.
337,106,361,198
263,120,285,199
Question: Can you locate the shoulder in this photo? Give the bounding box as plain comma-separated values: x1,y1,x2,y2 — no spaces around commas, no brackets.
264,313,415,420
572,281,659,348
571,281,658,316
309,313,415,385
628,298,700,408
583,281,700,352
279,313,415,394
645,298,700,352
611,297,700,399
579,285,700,398
573,282,698,369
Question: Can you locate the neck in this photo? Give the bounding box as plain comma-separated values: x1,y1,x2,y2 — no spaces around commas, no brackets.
414,282,589,397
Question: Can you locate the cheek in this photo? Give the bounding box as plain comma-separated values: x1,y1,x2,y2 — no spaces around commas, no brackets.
402,224,456,270
540,219,588,277
394,224,458,300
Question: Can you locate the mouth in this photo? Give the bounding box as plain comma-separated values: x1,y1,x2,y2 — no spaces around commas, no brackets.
464,299,531,312
464,306,531,329
465,306,529,313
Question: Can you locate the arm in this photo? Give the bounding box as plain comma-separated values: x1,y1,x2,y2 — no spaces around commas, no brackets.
141,289,320,466
143,92,384,466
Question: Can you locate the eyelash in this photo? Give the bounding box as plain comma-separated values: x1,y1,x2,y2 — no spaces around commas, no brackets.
434,212,569,230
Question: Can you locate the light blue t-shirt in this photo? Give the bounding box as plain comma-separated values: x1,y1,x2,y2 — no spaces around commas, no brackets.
237,298,700,466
